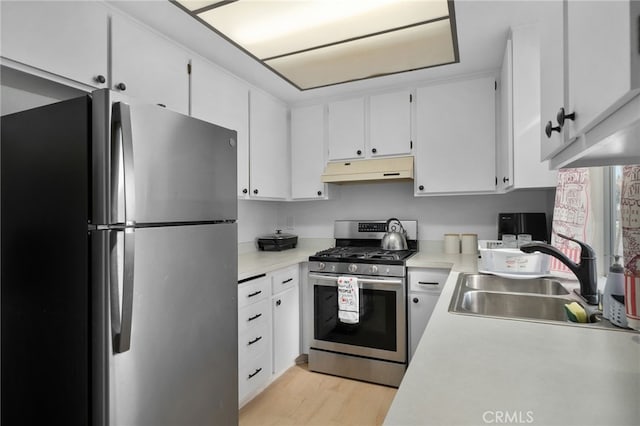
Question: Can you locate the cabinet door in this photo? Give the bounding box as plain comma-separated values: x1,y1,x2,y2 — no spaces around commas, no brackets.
539,0,566,160
191,57,249,198
369,90,412,157
566,0,640,140
0,1,108,88
497,39,514,192
511,25,557,189
408,291,440,361
327,98,365,160
272,285,300,376
249,90,289,200
415,77,496,194
111,15,189,114
291,105,328,200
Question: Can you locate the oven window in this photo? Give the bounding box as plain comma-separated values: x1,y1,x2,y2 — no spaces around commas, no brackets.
314,286,397,352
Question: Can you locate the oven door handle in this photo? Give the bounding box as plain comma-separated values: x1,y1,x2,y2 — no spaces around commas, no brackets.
308,273,403,287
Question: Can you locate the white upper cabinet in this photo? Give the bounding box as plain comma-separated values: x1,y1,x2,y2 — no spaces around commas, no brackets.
291,105,328,200
565,0,639,140
539,0,566,160
368,90,413,157
327,97,366,161
415,77,496,195
510,25,557,189
545,0,640,168
190,57,250,198
1,1,109,89
111,14,190,115
497,38,514,192
249,90,289,200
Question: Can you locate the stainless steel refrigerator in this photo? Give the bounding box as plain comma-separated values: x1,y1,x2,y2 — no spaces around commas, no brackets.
1,89,238,425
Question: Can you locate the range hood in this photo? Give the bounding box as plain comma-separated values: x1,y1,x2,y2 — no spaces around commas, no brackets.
321,156,414,184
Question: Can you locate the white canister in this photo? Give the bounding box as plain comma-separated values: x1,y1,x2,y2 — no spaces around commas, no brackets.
444,234,460,254
461,234,478,254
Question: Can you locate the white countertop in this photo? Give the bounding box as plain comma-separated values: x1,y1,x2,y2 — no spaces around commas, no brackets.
385,254,640,426
238,242,640,425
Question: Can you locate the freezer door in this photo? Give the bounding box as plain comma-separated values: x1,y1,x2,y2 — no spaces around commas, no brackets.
105,223,238,426
92,89,237,225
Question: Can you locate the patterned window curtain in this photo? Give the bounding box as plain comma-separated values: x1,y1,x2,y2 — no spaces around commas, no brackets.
549,167,604,274
621,165,640,330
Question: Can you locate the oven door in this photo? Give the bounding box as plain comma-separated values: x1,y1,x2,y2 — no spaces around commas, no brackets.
309,272,406,363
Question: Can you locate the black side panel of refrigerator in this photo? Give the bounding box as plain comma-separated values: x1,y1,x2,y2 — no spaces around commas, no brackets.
1,96,91,425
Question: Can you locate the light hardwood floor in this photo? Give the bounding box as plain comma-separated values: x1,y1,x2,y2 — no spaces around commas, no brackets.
239,364,397,426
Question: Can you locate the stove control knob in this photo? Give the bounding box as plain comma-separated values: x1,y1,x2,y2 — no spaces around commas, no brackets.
318,262,326,270
348,264,358,273
370,265,379,274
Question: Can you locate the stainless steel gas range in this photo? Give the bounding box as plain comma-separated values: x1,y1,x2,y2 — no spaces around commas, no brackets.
308,220,418,387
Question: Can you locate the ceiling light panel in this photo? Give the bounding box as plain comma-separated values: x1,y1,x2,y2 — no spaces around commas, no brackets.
178,0,227,12
197,0,450,60
265,19,456,89
173,0,459,90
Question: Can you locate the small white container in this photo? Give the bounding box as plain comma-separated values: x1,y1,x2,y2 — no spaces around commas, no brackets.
461,234,478,254
479,248,551,274
444,234,460,254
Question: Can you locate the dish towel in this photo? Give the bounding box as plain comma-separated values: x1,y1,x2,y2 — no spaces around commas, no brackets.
337,276,359,324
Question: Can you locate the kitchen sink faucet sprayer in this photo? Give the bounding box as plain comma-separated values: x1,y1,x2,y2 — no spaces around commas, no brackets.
520,234,598,305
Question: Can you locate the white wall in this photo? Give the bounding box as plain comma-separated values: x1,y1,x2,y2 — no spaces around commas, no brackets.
274,182,555,241
238,200,279,243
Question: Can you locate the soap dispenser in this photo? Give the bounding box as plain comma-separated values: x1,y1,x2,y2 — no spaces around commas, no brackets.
602,255,625,320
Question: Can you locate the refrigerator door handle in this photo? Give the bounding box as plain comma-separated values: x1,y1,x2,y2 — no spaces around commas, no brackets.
109,227,135,353
111,102,136,227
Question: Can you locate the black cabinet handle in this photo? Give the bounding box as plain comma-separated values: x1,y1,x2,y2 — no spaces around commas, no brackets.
372,148,377,154
413,297,419,303
545,121,561,138
248,336,262,345
317,190,322,196
248,313,262,322
556,107,576,127
503,177,509,183
157,103,166,108
276,299,281,307
356,150,362,155
282,278,293,284
242,188,248,194
248,368,262,379
418,185,424,191
116,82,127,91
94,74,106,84
253,189,258,195
247,290,262,298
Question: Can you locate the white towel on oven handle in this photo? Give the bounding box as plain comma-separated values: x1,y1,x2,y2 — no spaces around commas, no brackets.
337,276,359,324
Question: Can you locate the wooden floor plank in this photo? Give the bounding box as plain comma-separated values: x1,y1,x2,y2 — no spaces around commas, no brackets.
239,364,397,426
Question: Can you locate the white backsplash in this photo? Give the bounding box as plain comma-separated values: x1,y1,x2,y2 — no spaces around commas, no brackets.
239,182,555,243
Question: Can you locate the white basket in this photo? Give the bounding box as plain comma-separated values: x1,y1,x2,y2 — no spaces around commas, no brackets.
479,248,551,274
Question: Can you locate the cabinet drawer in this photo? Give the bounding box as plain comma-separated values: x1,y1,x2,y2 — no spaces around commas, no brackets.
238,298,269,335
239,353,270,402
271,265,299,295
408,268,450,293
238,275,269,308
239,322,269,365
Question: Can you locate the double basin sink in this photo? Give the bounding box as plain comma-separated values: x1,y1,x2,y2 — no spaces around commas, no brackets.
449,273,633,332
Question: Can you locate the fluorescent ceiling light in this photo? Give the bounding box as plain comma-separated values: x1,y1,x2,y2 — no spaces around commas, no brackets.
173,0,459,90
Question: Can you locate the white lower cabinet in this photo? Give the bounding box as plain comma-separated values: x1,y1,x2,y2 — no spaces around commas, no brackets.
238,265,300,407
238,274,271,407
407,268,450,362
272,287,300,376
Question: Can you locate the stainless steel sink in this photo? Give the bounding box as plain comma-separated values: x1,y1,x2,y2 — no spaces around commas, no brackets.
463,274,570,295
449,273,635,332
461,291,574,322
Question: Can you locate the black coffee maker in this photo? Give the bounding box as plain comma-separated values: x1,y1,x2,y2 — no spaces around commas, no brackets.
498,212,549,243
